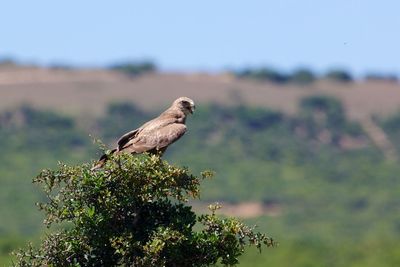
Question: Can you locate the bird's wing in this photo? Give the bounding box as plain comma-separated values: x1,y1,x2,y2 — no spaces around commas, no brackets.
120,123,187,154
117,115,172,150
117,128,140,150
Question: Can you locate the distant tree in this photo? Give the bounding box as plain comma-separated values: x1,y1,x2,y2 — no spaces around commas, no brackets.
381,111,400,133
0,105,87,149
298,95,347,145
98,102,150,142
14,153,274,266
48,63,74,70
364,73,398,83
300,95,346,128
0,56,17,66
289,68,316,85
300,96,345,120
324,69,353,82
110,61,157,77
235,106,284,131
236,67,289,84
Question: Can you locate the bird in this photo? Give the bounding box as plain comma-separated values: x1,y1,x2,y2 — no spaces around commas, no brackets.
91,97,195,170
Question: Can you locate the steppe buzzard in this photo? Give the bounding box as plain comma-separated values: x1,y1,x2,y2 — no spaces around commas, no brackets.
92,97,195,170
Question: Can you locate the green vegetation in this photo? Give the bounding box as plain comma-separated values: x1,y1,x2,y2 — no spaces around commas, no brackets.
0,56,17,66
234,66,356,84
109,61,157,77
364,72,398,82
324,69,353,82
235,67,290,84
379,110,400,153
0,105,94,234
1,96,400,266
14,154,273,266
97,102,150,141
289,68,316,85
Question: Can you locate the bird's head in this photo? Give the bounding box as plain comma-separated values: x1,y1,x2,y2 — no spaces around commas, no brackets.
173,97,196,115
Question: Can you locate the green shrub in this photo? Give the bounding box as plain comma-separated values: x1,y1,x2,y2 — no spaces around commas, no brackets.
109,61,157,77
325,69,353,82
364,73,398,82
235,67,289,84
289,68,316,85
98,102,149,142
300,95,346,128
0,105,88,149
14,153,274,266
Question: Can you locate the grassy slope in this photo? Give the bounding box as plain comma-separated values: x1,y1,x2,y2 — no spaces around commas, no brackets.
1,66,400,121
1,67,400,266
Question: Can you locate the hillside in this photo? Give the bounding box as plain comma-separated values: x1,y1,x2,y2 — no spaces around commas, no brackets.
1,66,400,121
1,66,400,266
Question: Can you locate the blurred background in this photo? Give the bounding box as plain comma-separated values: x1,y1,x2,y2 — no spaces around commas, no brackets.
1,1,400,266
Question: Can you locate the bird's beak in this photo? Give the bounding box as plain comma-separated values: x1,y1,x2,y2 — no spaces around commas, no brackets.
190,104,195,114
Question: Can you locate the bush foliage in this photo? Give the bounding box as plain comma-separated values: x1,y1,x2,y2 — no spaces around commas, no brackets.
324,69,353,82
3,98,400,266
109,61,157,77
14,153,274,266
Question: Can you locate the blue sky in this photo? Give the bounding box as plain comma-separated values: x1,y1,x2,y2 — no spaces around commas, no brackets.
1,0,399,75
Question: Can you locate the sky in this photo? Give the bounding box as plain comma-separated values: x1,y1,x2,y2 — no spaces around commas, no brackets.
1,0,399,75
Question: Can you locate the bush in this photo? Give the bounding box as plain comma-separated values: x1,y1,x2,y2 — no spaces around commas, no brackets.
382,112,400,133
300,95,346,127
98,102,149,142
0,56,17,66
235,106,284,131
364,73,398,82
297,96,358,146
325,69,353,82
235,67,289,84
14,153,274,266
289,68,316,85
109,61,157,77
0,105,88,149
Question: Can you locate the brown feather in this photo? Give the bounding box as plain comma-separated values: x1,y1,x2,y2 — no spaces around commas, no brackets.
117,128,140,149
92,97,194,170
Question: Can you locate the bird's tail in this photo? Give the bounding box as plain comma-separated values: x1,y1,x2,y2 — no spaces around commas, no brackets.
91,148,117,171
